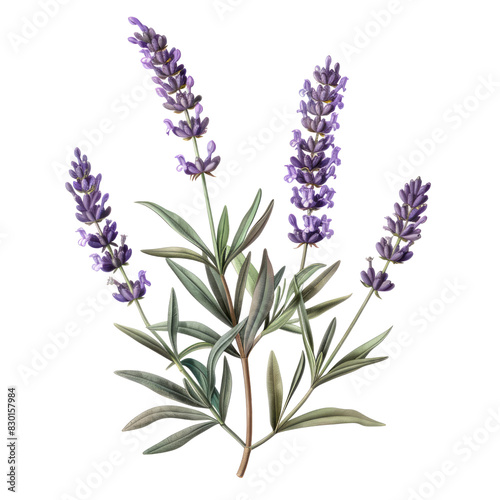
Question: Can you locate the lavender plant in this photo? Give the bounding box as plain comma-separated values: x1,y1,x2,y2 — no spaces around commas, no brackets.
64,17,431,478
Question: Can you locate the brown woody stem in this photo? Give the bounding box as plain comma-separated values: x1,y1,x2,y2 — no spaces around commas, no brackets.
219,274,253,477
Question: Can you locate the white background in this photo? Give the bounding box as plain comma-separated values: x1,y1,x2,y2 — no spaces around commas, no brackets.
2,0,499,499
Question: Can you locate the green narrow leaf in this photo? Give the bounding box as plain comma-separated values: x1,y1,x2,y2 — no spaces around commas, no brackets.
166,343,213,370
123,405,214,431
279,407,385,432
183,380,208,408
272,286,282,318
294,280,315,380
288,295,351,323
137,201,215,263
267,351,283,430
284,264,326,304
143,421,218,454
314,357,388,388
216,206,230,259
173,321,239,358
243,250,275,353
219,357,232,422
167,288,179,354
228,189,262,254
284,352,305,411
114,324,173,361
333,328,392,367
280,323,302,334
181,358,210,393
274,266,286,290
302,261,341,303
182,358,220,411
234,252,252,322
207,320,246,395
316,318,336,360
232,252,259,295
315,352,324,377
261,304,297,336
225,200,274,270
205,264,231,318
141,247,216,269
166,259,232,327
115,370,205,408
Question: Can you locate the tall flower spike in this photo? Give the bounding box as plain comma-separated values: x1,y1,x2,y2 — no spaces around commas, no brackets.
128,17,219,179
286,57,347,247
361,177,431,295
66,149,150,303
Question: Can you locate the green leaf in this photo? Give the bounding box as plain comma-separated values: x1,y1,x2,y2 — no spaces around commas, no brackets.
274,266,286,290
182,358,220,411
207,320,246,395
301,261,341,303
243,250,275,353
114,324,173,361
166,259,232,327
219,358,232,422
284,352,305,411
166,343,213,371
267,351,283,430
284,263,326,304
141,247,216,269
216,206,230,260
333,328,392,367
295,280,315,380
314,357,388,388
232,252,259,295
171,321,239,358
280,323,302,334
224,199,274,272
183,380,208,408
167,288,179,354
279,407,385,432
205,264,231,318
122,405,214,431
294,279,314,351
115,370,205,408
261,304,297,336
228,189,262,256
288,295,352,323
143,421,218,454
316,318,336,361
234,252,252,322
137,201,215,263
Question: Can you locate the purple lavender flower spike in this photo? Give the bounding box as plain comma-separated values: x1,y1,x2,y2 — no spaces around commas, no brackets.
360,258,395,297
129,18,218,179
66,149,151,305
110,270,151,303
286,57,347,248
361,177,430,295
